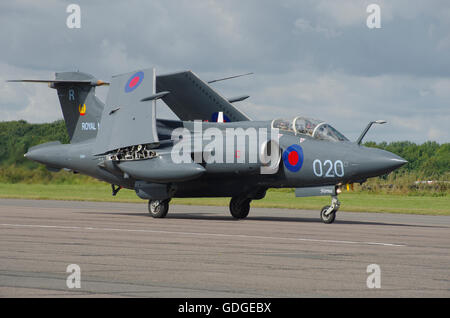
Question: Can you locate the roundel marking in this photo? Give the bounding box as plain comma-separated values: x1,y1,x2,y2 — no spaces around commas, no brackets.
288,150,299,166
211,112,231,122
125,71,144,93
78,103,86,116
211,112,231,123
283,144,304,172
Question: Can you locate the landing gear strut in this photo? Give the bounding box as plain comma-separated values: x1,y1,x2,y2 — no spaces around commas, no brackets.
229,196,252,219
320,195,340,224
111,184,122,196
148,199,170,218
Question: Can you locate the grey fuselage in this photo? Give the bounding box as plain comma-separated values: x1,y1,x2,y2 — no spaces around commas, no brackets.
25,119,406,200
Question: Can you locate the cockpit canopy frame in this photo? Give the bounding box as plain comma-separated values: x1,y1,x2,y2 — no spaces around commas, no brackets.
271,116,348,142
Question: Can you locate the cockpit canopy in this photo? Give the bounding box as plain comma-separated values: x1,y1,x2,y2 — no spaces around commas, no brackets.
272,117,349,142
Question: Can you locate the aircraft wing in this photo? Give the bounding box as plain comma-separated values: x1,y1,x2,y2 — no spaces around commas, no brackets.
94,68,159,155
156,70,251,122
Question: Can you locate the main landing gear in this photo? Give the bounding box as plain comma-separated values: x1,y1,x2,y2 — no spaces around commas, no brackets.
229,196,252,219
320,195,340,224
146,193,340,223
229,189,266,220
148,199,170,218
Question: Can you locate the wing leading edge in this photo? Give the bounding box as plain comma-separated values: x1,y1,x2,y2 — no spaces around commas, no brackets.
156,70,251,122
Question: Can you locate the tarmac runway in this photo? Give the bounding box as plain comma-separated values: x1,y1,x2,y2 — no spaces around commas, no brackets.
0,198,449,297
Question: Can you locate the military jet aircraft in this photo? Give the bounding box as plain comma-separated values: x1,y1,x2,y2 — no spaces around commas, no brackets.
9,68,407,223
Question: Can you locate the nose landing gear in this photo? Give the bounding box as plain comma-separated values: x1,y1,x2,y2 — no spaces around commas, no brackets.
320,195,340,224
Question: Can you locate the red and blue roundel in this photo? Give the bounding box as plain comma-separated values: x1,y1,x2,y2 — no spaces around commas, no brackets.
283,144,304,172
211,112,231,122
125,71,144,93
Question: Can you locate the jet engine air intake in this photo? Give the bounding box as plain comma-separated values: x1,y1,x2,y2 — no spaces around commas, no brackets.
260,139,281,174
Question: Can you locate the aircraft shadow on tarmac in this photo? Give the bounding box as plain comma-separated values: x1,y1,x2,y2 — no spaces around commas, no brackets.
76,211,445,228
167,213,445,228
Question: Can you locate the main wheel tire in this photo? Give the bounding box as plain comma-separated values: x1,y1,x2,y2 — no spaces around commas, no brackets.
148,199,169,218
229,197,251,219
320,205,336,224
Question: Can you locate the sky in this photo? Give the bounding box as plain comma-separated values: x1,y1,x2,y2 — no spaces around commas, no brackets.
0,0,449,143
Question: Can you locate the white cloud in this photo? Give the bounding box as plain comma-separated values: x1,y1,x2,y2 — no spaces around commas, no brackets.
314,0,369,27
430,78,450,98
0,63,60,122
0,1,449,143
223,71,450,142
293,18,341,38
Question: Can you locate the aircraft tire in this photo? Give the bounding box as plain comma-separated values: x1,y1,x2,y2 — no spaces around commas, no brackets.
229,197,251,219
320,205,336,224
148,199,169,218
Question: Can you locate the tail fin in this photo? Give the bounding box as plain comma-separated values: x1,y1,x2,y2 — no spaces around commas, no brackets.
8,71,108,143
53,72,106,143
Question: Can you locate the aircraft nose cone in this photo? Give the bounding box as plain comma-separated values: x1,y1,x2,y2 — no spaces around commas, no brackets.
24,148,46,163
371,150,408,175
383,152,408,170
350,147,407,179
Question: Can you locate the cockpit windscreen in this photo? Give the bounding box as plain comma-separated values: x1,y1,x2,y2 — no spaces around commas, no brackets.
272,117,349,142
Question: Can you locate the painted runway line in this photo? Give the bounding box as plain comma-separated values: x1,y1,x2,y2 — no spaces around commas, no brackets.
0,223,407,247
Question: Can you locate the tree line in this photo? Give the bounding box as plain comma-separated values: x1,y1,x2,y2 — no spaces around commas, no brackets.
0,120,448,180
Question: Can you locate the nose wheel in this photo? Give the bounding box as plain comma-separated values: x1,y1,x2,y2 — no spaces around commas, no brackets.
148,199,170,218
320,195,340,224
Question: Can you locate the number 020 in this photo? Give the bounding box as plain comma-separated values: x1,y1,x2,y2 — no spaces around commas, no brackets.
313,159,344,177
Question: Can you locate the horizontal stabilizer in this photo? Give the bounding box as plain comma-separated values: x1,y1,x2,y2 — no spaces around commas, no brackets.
7,79,109,86
9,71,106,143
